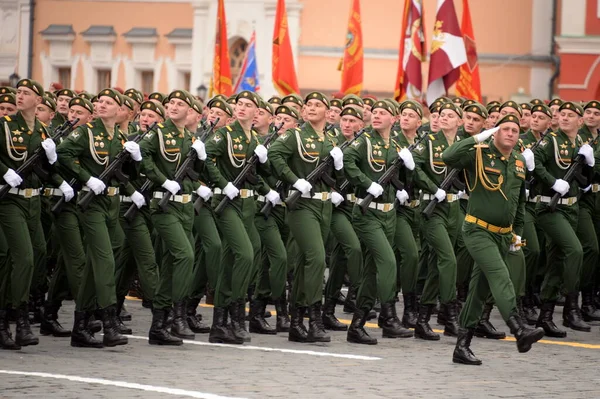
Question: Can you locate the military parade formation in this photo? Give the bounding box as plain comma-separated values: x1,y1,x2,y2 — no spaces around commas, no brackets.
1,78,600,367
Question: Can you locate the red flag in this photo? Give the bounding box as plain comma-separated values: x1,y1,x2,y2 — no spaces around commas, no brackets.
394,0,426,101
340,0,364,95
272,0,299,95
212,0,232,96
426,0,467,105
455,0,482,102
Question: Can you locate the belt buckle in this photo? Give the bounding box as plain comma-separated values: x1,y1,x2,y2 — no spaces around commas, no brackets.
107,187,117,197
567,197,574,205
44,188,52,197
593,184,600,193
321,192,328,201
182,194,191,204
350,194,356,202
24,188,33,198
383,203,391,212
240,189,248,198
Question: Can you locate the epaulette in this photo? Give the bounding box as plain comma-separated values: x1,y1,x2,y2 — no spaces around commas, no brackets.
158,123,164,128
429,134,435,140
226,125,233,132
3,116,11,122
550,132,557,137
41,121,47,127
295,127,301,132
364,133,371,138
86,123,93,128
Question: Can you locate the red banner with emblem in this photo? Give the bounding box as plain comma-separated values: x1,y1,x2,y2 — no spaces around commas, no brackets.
455,0,482,102
272,0,299,95
394,0,426,101
340,0,364,95
212,0,232,96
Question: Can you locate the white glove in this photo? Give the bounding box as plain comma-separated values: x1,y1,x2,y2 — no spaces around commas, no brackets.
196,185,213,201
525,188,530,197
293,178,312,195
161,179,181,196
367,182,384,198
509,235,522,252
265,189,282,206
331,191,344,207
41,138,58,165
474,127,499,143
521,149,535,171
124,141,142,162
398,148,415,171
582,185,592,193
192,140,207,161
330,147,344,171
223,182,239,200
434,188,446,202
254,144,268,164
551,179,569,196
58,181,74,202
86,176,106,195
578,144,595,167
457,190,465,199
130,190,146,208
3,168,22,188
396,189,409,205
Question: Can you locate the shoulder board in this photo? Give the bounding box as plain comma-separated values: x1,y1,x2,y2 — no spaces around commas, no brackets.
252,131,258,137
295,127,301,132
518,138,523,143
157,123,164,128
86,123,93,128
3,116,11,122
550,132,557,137
429,134,435,140
226,126,233,132
327,131,336,138
364,133,371,138
41,121,47,127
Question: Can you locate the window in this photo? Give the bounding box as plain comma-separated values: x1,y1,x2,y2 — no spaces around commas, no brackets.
97,69,111,91
183,71,191,92
141,71,154,94
58,67,71,88
229,38,248,86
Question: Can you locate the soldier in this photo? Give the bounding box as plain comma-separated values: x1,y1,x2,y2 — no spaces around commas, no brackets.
149,92,165,107
548,98,563,133
327,99,343,127
499,101,522,118
520,103,532,133
362,96,376,128
281,94,303,114
53,89,76,129
35,95,56,125
0,93,17,117
58,88,142,348
445,115,544,365
533,101,593,337
253,99,274,135
485,104,501,129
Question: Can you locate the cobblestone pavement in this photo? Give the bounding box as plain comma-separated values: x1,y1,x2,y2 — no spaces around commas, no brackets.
1,298,600,399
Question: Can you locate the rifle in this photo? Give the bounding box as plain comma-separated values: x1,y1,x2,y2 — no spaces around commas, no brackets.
77,122,156,211
524,132,547,198
358,132,427,215
213,122,284,216
548,153,587,211
0,118,79,199
159,118,219,213
421,167,462,219
286,128,366,211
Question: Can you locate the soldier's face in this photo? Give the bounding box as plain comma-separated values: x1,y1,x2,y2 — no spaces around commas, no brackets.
463,112,484,135
252,108,273,131
500,107,520,118
584,108,600,129
235,98,257,123
494,122,520,150
439,109,462,131
327,107,342,125
530,112,551,133
0,102,16,116
371,108,393,130
96,96,120,120
16,87,41,112
400,109,421,132
56,95,71,115
208,107,229,128
558,109,582,133
550,105,560,126
520,109,531,130
275,113,297,131
68,105,93,127
169,98,192,123
429,112,440,132
116,105,133,124
35,104,55,124
340,115,363,139
363,105,372,123
186,112,202,131
486,112,500,128
139,109,163,132
304,99,327,123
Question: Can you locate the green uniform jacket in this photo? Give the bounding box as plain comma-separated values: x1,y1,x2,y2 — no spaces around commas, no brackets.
413,131,462,195
442,136,526,235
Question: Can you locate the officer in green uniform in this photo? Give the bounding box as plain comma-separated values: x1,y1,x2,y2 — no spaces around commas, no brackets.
533,101,593,337
204,90,264,344
344,100,415,345
413,102,463,340
139,89,203,345
445,115,544,366
0,79,50,349
58,88,141,348
269,91,340,343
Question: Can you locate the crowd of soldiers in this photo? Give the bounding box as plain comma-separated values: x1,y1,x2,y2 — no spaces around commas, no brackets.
1,77,599,366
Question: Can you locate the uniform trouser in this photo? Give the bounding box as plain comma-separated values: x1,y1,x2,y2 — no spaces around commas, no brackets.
354,206,397,311
458,222,517,328
47,202,85,304
455,201,474,289
522,202,541,293
151,201,195,310
0,195,46,307
394,205,420,295
416,239,429,295
115,205,159,301
324,208,362,301
76,195,124,311
420,201,459,306
255,204,288,300
577,204,600,291
536,205,582,301
32,196,55,298
505,250,526,297
288,200,332,307
214,198,260,308
0,229,11,308
190,205,222,299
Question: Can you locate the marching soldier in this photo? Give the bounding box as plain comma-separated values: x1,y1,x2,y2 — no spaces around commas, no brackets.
548,98,563,133
0,92,17,117
52,89,75,129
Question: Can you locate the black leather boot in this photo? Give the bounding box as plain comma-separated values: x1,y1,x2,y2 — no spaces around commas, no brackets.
112,298,132,335
347,309,377,345
443,301,460,337
536,301,567,338
209,307,242,344
186,297,210,334
581,289,600,322
0,309,20,350
452,327,482,365
307,302,330,342
562,292,591,332
274,298,290,332
401,293,417,328
474,303,506,339
15,304,39,346
437,303,447,325
288,305,308,342
70,311,103,348
40,302,71,337
101,305,128,347
322,299,347,331
414,304,440,340
171,300,195,339
379,301,412,338
556,294,565,306
118,297,132,321
343,286,357,313
506,314,544,353
229,300,250,343
522,293,539,326
149,308,182,346
87,313,102,333
249,298,276,335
